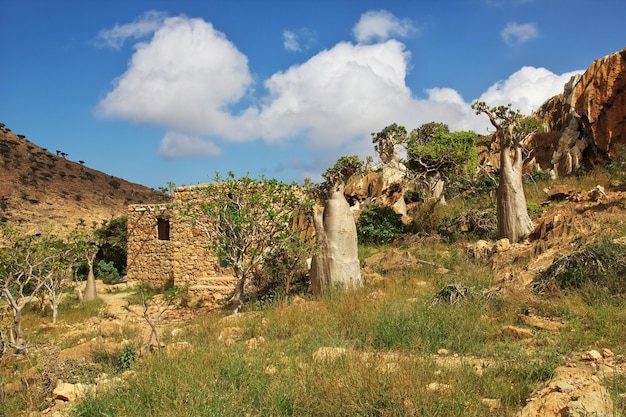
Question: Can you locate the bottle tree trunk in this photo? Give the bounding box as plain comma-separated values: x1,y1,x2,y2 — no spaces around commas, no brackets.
83,256,98,302
310,184,362,295
497,140,533,243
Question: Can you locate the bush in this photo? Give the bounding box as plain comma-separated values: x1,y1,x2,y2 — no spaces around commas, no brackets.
95,260,121,283
357,204,405,245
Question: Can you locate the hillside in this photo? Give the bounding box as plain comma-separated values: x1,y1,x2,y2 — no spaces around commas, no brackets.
0,123,166,232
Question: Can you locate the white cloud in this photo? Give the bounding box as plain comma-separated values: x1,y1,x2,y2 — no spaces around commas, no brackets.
96,13,580,165
283,30,300,52
501,22,539,45
158,131,221,158
95,10,167,49
352,10,416,44
478,67,583,115
96,16,252,138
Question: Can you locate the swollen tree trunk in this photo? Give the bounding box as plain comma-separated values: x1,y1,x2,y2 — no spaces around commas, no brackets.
83,255,97,302
497,136,533,243
310,184,362,295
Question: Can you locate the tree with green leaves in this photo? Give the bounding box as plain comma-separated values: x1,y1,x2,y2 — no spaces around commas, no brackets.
0,227,72,351
371,123,407,165
310,156,363,295
472,102,542,243
406,122,478,203
179,172,313,313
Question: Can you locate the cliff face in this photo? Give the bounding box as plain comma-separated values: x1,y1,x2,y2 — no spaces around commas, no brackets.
533,48,626,176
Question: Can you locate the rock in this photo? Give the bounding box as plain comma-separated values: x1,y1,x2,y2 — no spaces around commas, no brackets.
599,348,614,358
312,347,347,363
245,336,266,350
100,319,123,338
520,315,564,331
165,341,193,355
53,380,95,402
494,238,511,252
481,398,502,411
467,240,492,259
500,325,533,340
425,382,452,393
437,348,450,356
534,48,626,176
217,327,242,346
583,350,604,362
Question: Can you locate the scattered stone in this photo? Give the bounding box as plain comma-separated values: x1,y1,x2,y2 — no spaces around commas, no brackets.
520,315,564,331
99,319,123,338
435,267,450,275
165,341,193,356
556,381,576,394
467,240,492,259
425,382,452,393
494,238,511,252
264,365,277,376
500,325,533,340
437,348,450,356
583,350,604,362
217,327,242,346
246,336,266,350
481,398,501,411
312,347,347,363
53,380,95,402
599,348,614,358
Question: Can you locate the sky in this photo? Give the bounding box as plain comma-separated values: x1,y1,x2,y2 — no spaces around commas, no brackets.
0,1,624,190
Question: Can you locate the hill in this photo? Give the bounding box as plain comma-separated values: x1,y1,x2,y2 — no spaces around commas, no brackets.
0,123,166,232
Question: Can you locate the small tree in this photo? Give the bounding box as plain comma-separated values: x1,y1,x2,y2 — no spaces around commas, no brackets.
179,172,313,313
471,102,542,243
406,122,478,203
310,156,363,295
69,229,100,301
371,123,407,165
40,237,74,324
0,227,68,351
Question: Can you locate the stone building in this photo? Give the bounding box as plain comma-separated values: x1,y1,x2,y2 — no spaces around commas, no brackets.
126,186,236,303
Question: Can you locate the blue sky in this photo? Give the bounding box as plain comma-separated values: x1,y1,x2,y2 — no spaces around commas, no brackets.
1,0,624,190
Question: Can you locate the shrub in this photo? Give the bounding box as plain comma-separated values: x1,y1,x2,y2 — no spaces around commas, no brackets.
95,260,121,283
119,346,138,370
357,204,405,245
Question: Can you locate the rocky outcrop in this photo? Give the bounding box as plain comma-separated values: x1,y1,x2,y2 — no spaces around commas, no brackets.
533,48,626,176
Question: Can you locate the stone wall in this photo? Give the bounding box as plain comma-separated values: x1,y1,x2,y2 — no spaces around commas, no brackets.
126,204,174,286
126,187,228,289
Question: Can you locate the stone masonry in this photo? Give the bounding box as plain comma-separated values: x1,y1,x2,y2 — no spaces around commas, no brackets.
126,186,236,304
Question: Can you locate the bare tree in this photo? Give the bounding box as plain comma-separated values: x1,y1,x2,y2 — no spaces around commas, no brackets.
472,102,541,243
69,229,100,302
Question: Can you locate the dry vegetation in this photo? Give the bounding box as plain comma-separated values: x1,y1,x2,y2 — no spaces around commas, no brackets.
0,124,166,232
2,165,626,416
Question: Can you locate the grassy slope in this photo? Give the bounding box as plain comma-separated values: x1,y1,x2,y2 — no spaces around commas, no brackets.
2,169,626,417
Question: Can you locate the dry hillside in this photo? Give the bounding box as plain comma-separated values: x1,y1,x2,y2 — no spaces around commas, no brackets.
0,123,166,232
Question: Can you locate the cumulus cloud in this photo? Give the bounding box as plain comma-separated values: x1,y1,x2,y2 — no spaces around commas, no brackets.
352,10,416,43
501,22,539,45
158,131,221,158
282,30,300,52
478,67,582,115
94,10,167,49
96,11,579,164
96,16,252,138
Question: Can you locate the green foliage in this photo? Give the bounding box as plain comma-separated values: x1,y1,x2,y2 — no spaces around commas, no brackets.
179,172,313,311
94,216,127,275
533,242,626,295
356,204,405,245
95,260,120,283
119,346,138,370
406,122,478,182
371,123,407,162
322,155,364,186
